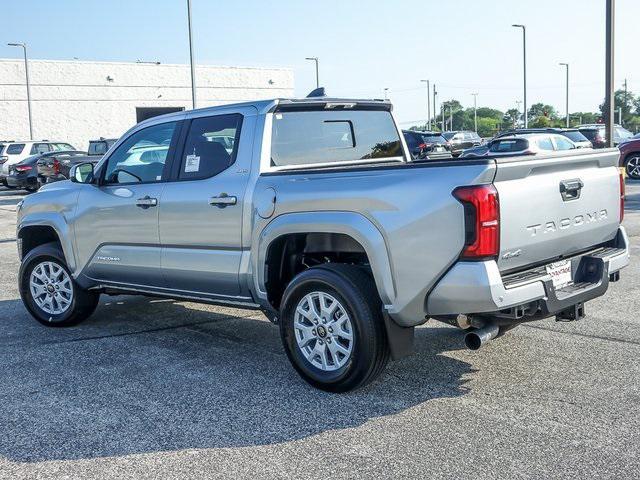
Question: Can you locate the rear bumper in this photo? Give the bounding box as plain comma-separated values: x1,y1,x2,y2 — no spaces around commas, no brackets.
427,226,630,318
6,175,36,188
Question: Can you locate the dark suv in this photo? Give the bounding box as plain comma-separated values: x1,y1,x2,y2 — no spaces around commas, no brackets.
441,131,482,156
577,125,633,148
402,130,450,159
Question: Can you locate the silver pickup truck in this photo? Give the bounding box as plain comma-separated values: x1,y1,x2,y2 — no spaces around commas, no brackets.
16,96,629,392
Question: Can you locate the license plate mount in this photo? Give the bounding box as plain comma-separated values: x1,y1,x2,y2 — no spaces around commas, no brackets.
546,260,572,289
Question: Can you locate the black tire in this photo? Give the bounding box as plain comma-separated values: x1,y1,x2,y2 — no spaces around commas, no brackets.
280,264,389,392
625,153,640,179
19,242,99,327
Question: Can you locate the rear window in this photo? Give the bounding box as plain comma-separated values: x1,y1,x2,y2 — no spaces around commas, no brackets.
88,141,110,155
271,110,403,168
562,131,588,143
579,129,599,141
489,139,528,153
6,144,25,155
441,132,455,140
422,134,446,143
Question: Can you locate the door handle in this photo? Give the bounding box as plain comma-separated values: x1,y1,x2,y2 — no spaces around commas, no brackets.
136,196,158,209
559,179,583,201
209,194,237,208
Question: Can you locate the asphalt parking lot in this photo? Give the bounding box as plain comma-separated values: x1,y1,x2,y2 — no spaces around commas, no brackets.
0,181,639,479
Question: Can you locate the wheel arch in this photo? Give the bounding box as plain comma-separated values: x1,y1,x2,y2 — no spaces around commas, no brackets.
18,215,76,272
254,211,396,311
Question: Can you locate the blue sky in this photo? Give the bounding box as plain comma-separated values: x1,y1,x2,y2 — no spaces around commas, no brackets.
2,0,638,125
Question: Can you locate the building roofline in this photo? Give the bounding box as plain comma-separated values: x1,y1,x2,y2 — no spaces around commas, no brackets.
0,58,293,71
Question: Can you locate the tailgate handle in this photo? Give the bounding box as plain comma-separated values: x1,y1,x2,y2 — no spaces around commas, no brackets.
559,179,583,201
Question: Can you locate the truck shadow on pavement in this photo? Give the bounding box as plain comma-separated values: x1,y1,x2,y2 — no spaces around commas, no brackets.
0,296,474,463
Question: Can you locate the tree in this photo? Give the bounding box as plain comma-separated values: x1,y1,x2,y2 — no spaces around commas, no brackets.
504,108,521,128
476,117,499,138
528,103,557,121
599,89,634,120
530,116,552,128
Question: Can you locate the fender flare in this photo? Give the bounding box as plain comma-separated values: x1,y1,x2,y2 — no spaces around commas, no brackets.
17,213,77,273
253,211,396,307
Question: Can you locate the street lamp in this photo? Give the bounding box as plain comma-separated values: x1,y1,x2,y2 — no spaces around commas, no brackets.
420,79,431,130
8,42,33,139
383,87,389,100
471,93,479,133
186,0,197,109
512,24,527,128
559,62,569,127
305,57,319,88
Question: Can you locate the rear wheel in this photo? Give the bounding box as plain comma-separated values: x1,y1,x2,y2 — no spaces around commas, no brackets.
279,264,389,392
625,154,640,179
19,243,99,327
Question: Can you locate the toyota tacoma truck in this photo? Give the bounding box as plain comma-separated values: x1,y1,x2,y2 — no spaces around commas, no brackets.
16,95,630,392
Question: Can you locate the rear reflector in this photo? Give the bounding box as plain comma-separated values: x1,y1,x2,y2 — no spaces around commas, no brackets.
620,171,625,223
453,184,500,259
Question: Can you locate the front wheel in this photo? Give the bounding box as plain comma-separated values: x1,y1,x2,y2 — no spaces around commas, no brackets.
19,242,100,327
625,154,640,179
279,264,389,392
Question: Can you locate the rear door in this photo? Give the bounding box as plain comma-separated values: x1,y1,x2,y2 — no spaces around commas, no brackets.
158,108,255,299
493,149,621,272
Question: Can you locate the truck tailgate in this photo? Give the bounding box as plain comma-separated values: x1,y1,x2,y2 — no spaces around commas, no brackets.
493,149,621,272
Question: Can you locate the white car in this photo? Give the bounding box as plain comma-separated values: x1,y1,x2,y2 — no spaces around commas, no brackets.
0,140,75,187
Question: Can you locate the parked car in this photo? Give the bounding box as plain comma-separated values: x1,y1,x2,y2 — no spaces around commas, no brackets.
460,133,577,158
577,124,633,148
441,130,483,156
16,96,628,392
402,130,451,159
496,128,592,148
0,141,75,188
37,138,117,184
6,150,88,191
619,137,640,179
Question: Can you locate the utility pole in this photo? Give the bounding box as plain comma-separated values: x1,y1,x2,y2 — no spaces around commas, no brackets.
618,107,622,125
7,42,32,139
421,79,430,130
605,0,615,147
449,105,453,131
512,24,528,128
433,84,438,131
623,78,628,125
471,93,478,133
186,0,197,109
305,57,319,88
559,63,569,127
383,88,389,100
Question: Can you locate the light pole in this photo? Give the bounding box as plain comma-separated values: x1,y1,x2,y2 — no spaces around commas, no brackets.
449,105,453,131
8,42,33,139
559,62,569,127
471,93,478,133
305,57,319,88
420,79,430,130
512,24,527,128
383,87,389,100
186,0,197,109
433,84,438,131
605,0,615,147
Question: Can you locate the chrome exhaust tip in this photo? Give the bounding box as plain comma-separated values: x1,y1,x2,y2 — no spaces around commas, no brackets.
464,323,500,350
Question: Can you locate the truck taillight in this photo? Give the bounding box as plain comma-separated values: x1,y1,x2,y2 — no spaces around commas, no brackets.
53,158,60,175
620,171,625,223
453,184,500,259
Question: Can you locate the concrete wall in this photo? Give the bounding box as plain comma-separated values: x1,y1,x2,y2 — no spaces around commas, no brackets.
0,59,294,149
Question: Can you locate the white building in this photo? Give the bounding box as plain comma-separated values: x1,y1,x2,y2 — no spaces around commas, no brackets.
0,59,294,149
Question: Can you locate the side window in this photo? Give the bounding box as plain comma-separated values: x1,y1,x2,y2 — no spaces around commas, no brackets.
103,121,177,185
403,133,419,150
53,143,75,151
271,110,403,167
6,144,25,155
31,143,50,154
553,136,575,151
537,137,555,151
179,114,243,181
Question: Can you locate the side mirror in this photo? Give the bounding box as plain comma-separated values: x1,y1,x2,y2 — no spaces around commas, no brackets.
70,162,94,183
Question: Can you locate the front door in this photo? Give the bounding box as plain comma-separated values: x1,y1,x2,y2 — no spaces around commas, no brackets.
159,111,252,300
75,121,180,288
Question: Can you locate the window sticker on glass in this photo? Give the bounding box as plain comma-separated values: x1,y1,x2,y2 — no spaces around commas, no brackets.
184,153,200,172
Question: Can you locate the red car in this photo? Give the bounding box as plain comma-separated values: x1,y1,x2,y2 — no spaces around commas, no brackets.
620,138,640,179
